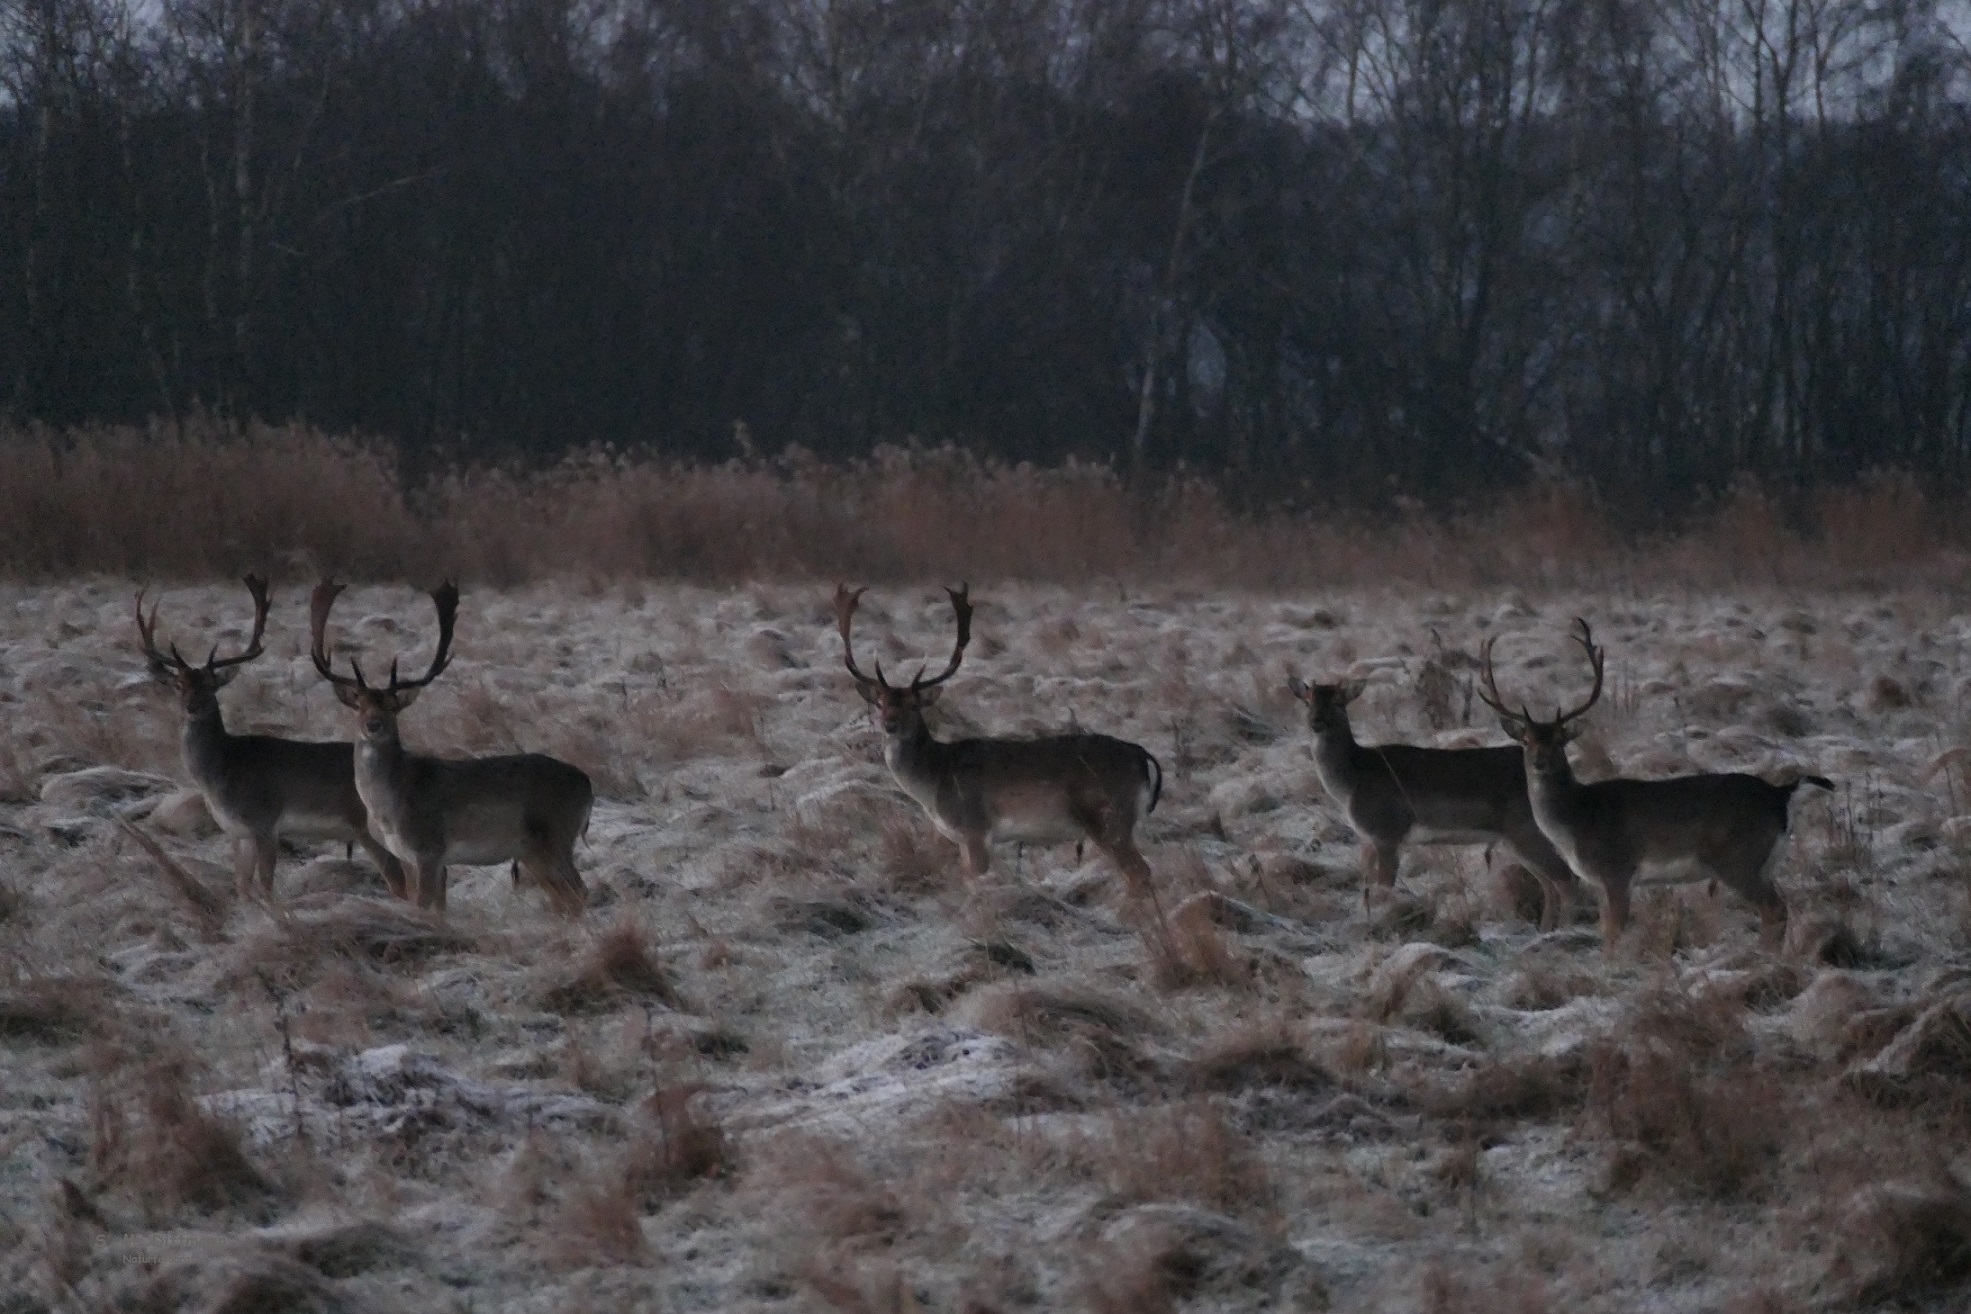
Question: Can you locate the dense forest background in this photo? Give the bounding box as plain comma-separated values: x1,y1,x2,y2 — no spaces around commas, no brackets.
4,0,1969,511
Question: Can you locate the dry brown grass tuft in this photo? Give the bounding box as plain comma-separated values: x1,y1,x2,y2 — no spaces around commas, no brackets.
1146,893,1251,991
1419,1053,1589,1126
963,983,1163,1089
753,1135,908,1249
1827,1169,1971,1306
200,1256,349,1314
118,819,228,939
89,1050,272,1217
1413,1257,1553,1313
0,976,116,1044
235,898,474,986
1573,983,1780,1199
1185,1023,1334,1096
542,918,684,1014
795,1255,930,1313
1080,1204,1321,1314
624,1085,730,1206
547,1171,651,1270
1365,948,1487,1047
1500,964,1605,1012
1584,1042,1781,1201
1079,1100,1275,1216
110,1252,350,1314
0,734,33,802
287,1219,419,1278
877,815,951,892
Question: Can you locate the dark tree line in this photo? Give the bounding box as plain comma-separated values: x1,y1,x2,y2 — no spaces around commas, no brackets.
4,0,1969,508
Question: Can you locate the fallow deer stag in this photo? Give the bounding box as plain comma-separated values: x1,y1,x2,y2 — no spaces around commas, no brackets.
1477,619,1832,948
136,576,407,899
834,585,1163,895
309,581,593,915
1288,676,1582,930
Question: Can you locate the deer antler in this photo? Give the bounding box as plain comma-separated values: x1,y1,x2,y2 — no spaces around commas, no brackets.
1475,624,1605,731
388,582,460,693
911,584,972,691
310,580,366,690
205,575,271,671
1555,618,1605,726
1473,635,1533,729
136,576,273,676
833,584,888,692
311,580,459,695
133,588,183,677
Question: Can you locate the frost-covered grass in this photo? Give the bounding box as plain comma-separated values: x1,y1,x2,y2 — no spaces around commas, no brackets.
3,578,1970,1311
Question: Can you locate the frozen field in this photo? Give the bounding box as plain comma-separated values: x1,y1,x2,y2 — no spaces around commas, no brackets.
2,578,1969,1312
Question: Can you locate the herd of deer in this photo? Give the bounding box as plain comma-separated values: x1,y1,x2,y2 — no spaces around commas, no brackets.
133,578,1834,953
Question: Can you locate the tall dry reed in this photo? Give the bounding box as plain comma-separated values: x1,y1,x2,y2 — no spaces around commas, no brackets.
0,421,1957,590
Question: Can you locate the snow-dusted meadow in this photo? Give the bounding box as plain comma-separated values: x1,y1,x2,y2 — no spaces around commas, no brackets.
2,577,1969,1312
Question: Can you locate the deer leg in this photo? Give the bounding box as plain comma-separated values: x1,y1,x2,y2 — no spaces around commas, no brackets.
356,832,408,901
960,833,991,881
229,837,255,899
1360,838,1400,911
522,833,586,916
1597,871,1633,949
1527,857,1578,933
515,855,556,913
1734,864,1789,949
408,856,445,912
1095,834,1155,900
255,835,278,896
551,851,588,916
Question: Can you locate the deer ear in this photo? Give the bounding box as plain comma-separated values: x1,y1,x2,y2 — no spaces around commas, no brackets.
1497,717,1530,744
918,686,942,708
333,685,365,710
1343,679,1369,703
1287,675,1310,702
391,686,422,710
855,682,882,706
212,667,240,689
1559,720,1587,745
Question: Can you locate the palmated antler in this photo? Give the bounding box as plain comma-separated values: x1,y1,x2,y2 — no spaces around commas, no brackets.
134,589,177,676
207,575,271,670
311,580,459,694
833,584,887,692
310,580,364,690
389,582,459,693
1474,620,1606,730
1557,618,1605,727
135,575,271,675
833,583,973,695
910,584,971,691
1473,635,1533,729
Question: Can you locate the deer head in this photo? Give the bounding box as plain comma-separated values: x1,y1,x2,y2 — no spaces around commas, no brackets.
1475,618,1605,774
833,583,971,740
1287,676,1369,736
309,580,459,744
135,575,272,718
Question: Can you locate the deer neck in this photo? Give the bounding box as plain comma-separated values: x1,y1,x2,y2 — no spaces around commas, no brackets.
180,705,232,786
883,715,944,796
1524,752,1587,827
352,725,410,816
1309,716,1360,792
